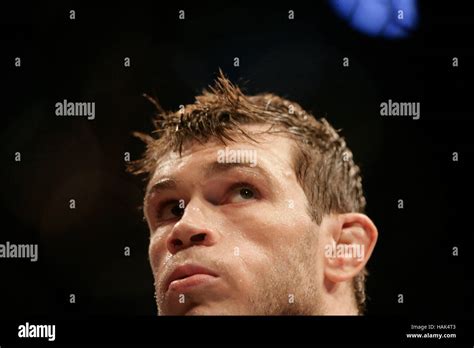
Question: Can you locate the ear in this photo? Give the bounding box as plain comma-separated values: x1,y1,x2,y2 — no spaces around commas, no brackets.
323,213,378,283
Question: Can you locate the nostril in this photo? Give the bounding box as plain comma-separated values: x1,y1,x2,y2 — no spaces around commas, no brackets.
172,239,183,247
190,233,206,242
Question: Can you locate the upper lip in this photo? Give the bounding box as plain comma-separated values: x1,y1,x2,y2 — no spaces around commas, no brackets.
164,263,218,291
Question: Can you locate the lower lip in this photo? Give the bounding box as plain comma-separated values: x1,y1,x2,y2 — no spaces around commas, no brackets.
168,274,218,292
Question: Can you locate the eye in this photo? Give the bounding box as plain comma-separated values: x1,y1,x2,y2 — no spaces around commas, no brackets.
157,201,185,221
228,184,258,203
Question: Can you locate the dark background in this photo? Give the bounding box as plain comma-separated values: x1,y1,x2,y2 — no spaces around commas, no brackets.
1,1,472,322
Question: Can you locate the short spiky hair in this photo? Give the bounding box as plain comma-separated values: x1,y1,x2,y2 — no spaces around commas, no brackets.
128,70,369,314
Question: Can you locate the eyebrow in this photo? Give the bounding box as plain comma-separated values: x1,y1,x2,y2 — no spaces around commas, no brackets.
144,178,178,207
144,161,273,206
203,161,270,179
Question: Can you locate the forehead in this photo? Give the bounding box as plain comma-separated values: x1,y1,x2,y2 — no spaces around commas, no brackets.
147,124,297,187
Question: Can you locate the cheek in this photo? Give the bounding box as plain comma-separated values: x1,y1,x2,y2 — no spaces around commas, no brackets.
148,232,170,272
222,200,314,283
228,198,313,252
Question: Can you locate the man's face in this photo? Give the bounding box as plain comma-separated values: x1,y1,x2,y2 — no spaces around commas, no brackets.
144,124,325,315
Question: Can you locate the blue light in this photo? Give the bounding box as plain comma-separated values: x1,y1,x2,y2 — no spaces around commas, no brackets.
329,0,419,38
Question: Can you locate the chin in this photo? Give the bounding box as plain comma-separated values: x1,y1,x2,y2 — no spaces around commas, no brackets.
180,303,242,316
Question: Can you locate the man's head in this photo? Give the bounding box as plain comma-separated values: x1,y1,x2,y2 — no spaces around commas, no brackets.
129,71,378,315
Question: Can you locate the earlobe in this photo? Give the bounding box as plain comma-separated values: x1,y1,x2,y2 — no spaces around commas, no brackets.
323,213,378,283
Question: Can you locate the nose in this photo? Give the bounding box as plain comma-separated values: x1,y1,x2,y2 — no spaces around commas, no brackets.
166,199,218,254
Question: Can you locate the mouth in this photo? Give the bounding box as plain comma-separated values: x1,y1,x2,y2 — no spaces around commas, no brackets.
164,264,219,293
